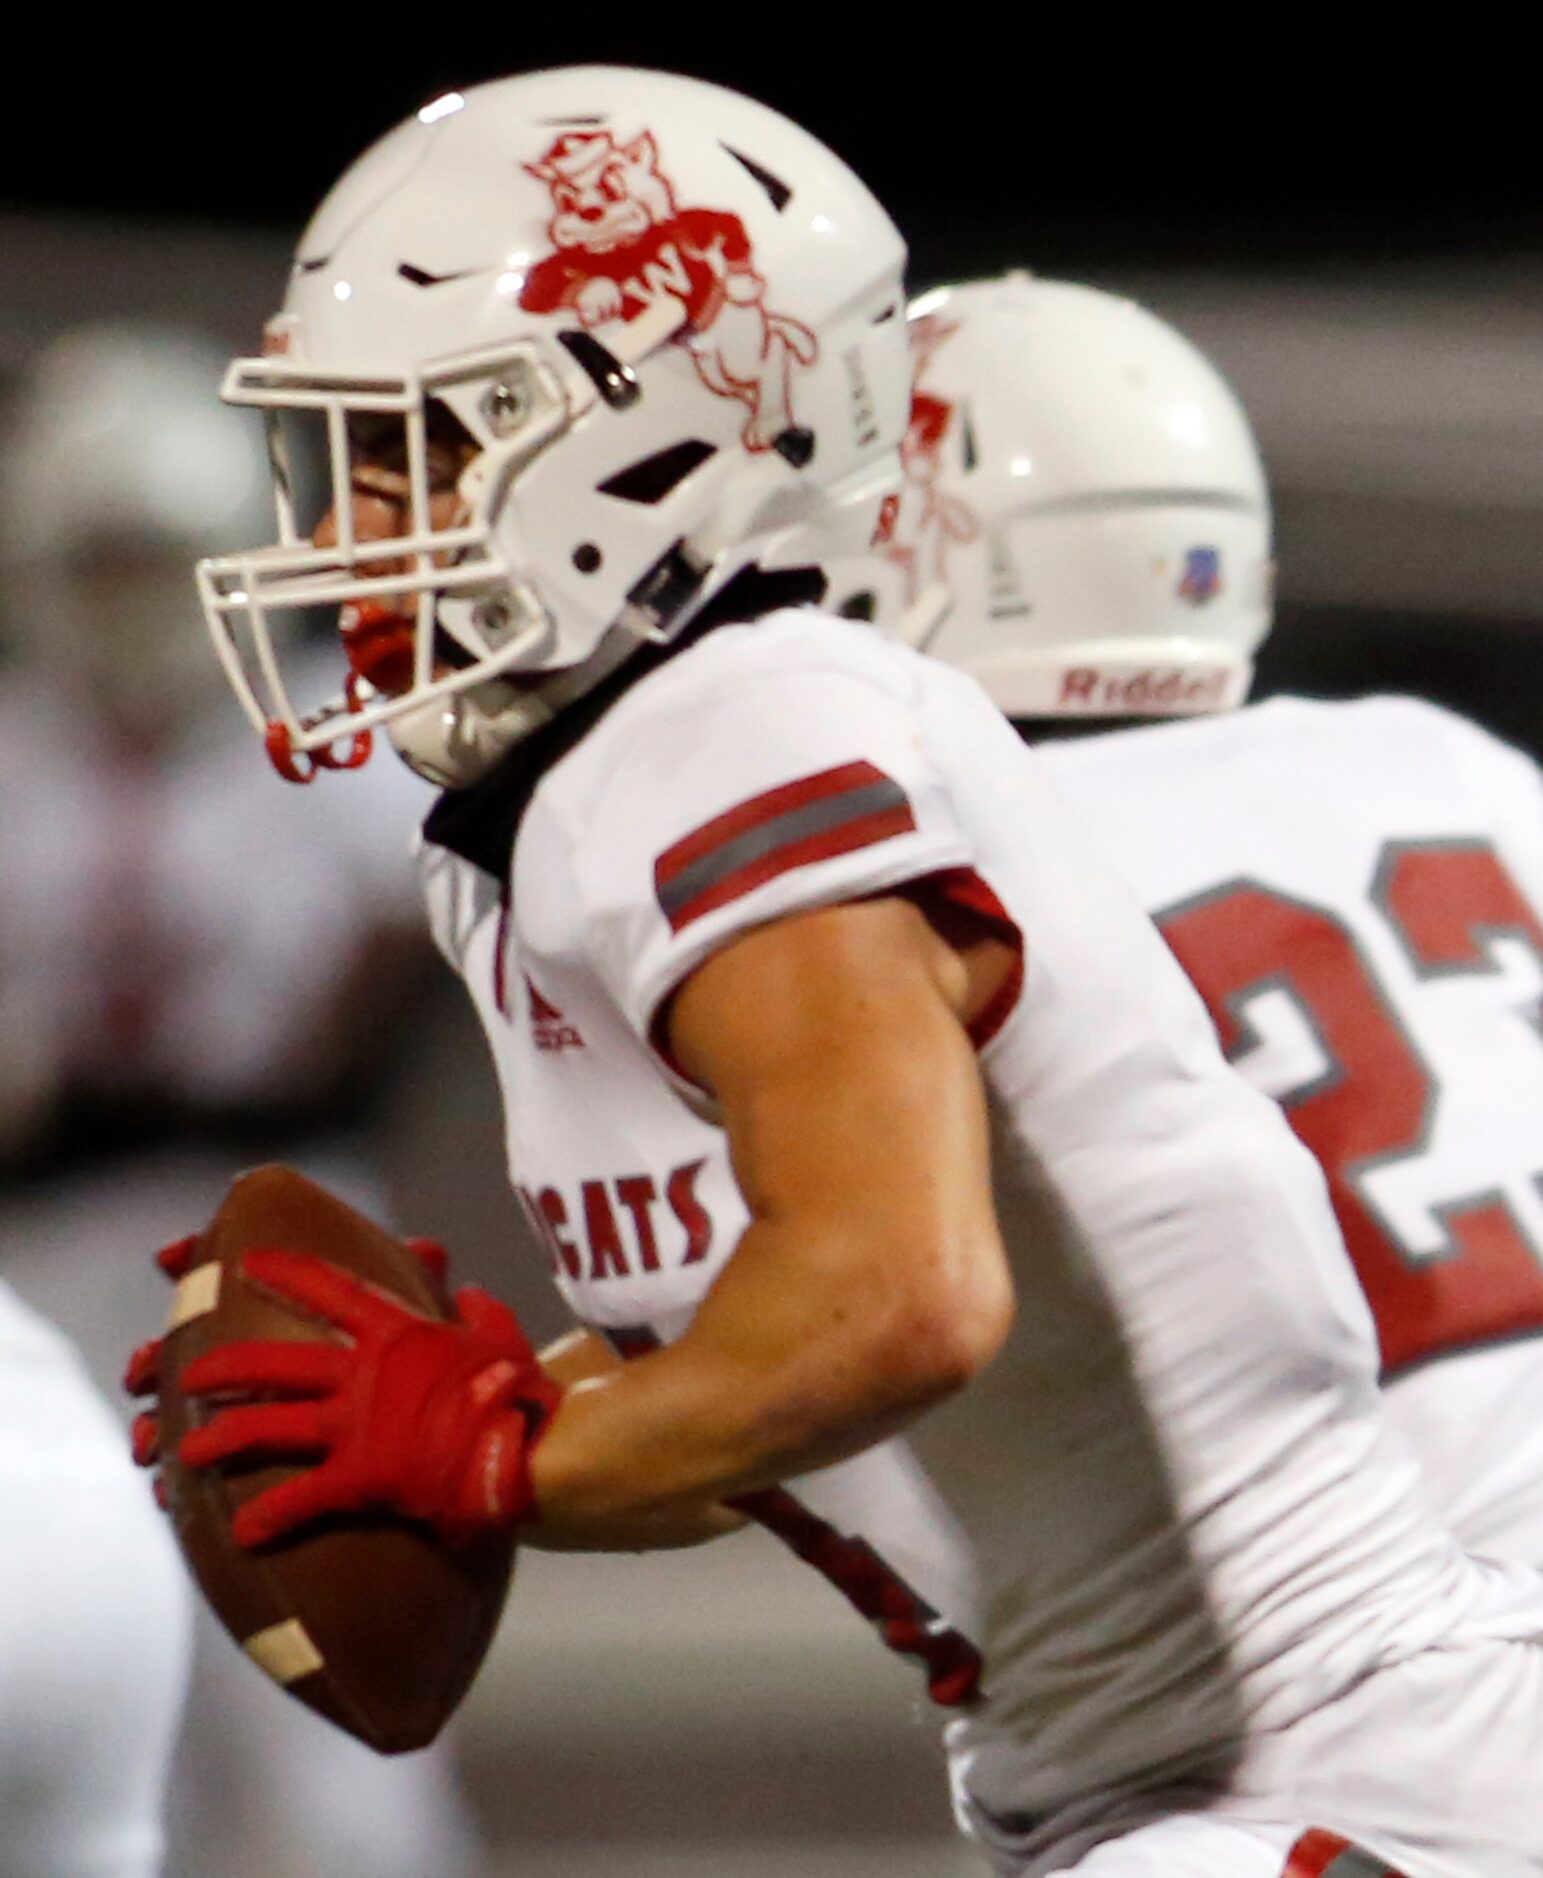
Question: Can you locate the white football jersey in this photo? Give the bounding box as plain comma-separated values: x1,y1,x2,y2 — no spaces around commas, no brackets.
1037,695,1543,1568
417,616,1543,1837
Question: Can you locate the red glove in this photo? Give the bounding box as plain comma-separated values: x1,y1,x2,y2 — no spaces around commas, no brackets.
124,1234,452,1473
121,1233,526,1529
175,1249,560,1550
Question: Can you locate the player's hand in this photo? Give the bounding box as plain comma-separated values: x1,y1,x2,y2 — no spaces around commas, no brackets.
175,1249,561,1550
123,1233,456,1480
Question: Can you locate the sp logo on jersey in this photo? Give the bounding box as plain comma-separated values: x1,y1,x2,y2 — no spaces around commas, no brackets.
519,129,818,453
1178,546,1223,605
525,975,584,1053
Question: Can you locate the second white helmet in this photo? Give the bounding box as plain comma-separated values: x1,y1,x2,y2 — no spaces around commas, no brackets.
884,273,1272,718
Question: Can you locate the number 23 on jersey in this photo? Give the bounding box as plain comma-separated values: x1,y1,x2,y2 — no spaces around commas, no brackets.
1159,838,1543,1374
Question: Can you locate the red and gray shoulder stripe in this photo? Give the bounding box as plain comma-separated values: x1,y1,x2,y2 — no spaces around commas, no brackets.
1284,1831,1410,1878
654,760,917,934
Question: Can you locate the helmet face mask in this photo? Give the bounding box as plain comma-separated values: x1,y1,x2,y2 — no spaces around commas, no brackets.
199,331,611,776
198,66,909,786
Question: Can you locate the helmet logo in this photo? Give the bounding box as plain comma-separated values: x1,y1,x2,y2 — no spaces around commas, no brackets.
883,314,980,601
520,130,818,453
1177,545,1223,605
1060,666,1233,712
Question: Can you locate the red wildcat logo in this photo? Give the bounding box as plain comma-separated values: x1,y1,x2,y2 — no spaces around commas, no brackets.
883,314,979,603
519,130,817,452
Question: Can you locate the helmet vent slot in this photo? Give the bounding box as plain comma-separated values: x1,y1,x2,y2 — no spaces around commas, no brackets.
961,404,979,472
398,262,476,288
773,427,815,469
597,440,717,504
720,144,791,212
558,330,641,410
625,538,709,638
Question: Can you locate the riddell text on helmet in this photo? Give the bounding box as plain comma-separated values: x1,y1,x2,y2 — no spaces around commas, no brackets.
1060,667,1232,711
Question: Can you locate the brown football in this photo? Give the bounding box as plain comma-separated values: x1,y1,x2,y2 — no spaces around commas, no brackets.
156,1163,517,1753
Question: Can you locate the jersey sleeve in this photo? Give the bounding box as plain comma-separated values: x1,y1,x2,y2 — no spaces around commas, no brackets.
573,653,976,1055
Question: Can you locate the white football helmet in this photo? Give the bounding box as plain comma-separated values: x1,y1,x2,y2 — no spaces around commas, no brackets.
883,273,1272,718
199,64,908,785
0,323,272,732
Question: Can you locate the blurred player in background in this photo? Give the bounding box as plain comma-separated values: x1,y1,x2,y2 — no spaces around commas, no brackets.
0,325,195,1878
898,270,1543,1569
0,1257,189,1873
0,323,482,1878
134,68,1543,1878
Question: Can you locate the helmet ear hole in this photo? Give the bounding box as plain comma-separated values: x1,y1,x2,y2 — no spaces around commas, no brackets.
836,590,877,622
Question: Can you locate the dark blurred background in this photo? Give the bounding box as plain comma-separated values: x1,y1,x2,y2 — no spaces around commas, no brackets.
8,29,1539,273
0,25,1539,1878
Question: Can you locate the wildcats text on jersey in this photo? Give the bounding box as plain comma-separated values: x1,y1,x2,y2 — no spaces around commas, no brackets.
653,759,916,933
518,1161,715,1281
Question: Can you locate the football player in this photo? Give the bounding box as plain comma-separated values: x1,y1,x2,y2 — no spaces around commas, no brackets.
0,324,479,1878
885,270,1543,1571
0,325,204,1878
131,68,1543,1878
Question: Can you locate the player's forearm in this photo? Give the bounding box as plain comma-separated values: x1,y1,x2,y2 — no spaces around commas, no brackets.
524,901,1015,1549
525,1217,980,1548
523,1459,746,1550
524,1328,747,1549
